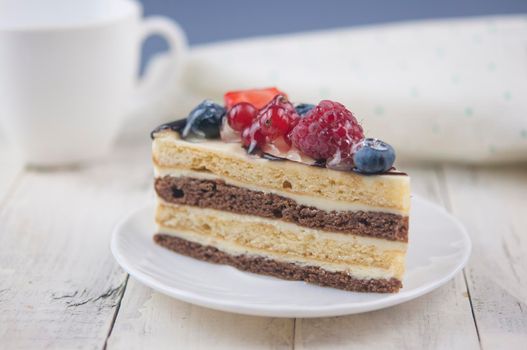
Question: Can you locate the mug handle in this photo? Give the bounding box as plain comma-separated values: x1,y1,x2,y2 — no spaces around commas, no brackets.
129,16,188,114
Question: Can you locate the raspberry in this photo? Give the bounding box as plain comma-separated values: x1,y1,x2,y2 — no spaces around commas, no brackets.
258,95,299,140
289,100,364,160
227,102,258,131
224,87,286,109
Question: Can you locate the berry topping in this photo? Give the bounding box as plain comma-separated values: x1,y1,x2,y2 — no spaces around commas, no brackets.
181,100,226,139
241,122,265,153
227,102,258,131
258,95,299,141
153,88,397,175
295,103,315,116
352,138,395,174
224,87,286,109
289,100,364,160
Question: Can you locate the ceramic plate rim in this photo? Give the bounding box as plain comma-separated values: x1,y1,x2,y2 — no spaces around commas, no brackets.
111,195,471,318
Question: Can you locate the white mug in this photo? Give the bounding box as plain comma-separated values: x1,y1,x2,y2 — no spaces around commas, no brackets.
0,0,187,165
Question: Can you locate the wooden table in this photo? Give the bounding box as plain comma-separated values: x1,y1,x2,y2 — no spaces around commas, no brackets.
1,139,526,349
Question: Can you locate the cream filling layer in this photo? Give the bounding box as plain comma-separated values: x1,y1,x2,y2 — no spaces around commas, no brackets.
154,167,405,215
155,203,406,279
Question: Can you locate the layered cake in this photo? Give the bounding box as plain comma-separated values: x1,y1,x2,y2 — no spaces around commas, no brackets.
151,88,410,293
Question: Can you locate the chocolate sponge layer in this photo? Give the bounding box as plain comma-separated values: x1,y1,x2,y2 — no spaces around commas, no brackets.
154,234,402,293
155,176,408,242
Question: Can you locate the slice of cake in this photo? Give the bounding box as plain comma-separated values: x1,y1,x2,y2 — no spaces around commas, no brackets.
151,88,410,293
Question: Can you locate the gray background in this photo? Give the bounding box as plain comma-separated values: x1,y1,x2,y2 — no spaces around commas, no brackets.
139,0,527,66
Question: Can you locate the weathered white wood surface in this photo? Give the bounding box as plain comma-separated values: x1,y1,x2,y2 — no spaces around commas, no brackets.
442,165,527,349
107,280,294,350
1,143,526,349
0,145,152,349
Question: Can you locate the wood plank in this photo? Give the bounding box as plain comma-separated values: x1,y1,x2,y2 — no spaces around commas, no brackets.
442,165,527,349
106,280,294,349
0,145,152,349
295,165,480,350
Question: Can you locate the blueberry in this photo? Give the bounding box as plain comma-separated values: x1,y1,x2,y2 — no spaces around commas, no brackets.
295,103,315,116
353,138,396,174
181,100,226,139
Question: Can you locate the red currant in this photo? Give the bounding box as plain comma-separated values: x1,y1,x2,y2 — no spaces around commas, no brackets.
257,95,299,140
227,102,258,132
241,122,265,152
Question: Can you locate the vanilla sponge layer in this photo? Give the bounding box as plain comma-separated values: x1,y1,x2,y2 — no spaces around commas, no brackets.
152,131,411,214
155,203,407,280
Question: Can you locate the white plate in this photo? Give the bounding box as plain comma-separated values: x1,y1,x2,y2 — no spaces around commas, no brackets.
111,195,471,318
